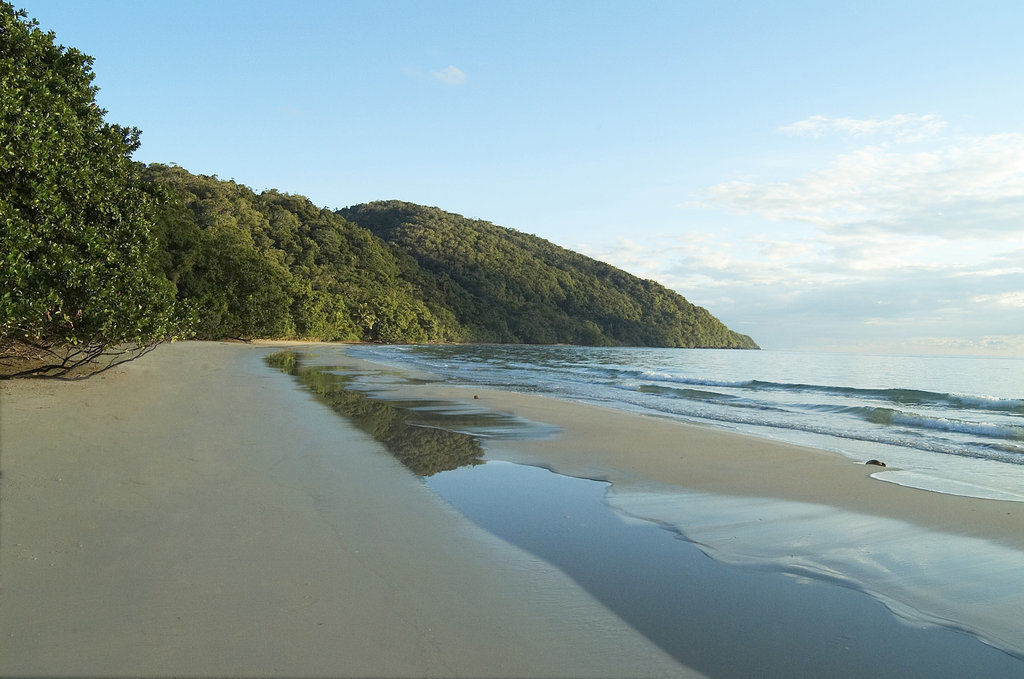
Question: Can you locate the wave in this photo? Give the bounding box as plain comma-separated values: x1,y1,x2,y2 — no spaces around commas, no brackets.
633,384,1024,443
350,345,1024,469
636,384,738,401
866,408,1024,442
626,397,1024,465
638,371,751,388
635,372,1023,414
635,384,794,414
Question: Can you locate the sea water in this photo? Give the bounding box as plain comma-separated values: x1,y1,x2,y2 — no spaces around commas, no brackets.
278,346,1024,667
347,345,1024,501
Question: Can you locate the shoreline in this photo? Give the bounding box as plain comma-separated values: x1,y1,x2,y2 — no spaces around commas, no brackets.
474,387,1024,550
0,341,691,677
286,343,1024,662
287,342,1024,552
4,340,1022,675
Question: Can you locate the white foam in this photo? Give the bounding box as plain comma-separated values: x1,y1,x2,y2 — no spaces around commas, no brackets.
872,470,1024,502
955,393,1024,411
606,488,1024,657
639,371,750,388
888,411,1024,441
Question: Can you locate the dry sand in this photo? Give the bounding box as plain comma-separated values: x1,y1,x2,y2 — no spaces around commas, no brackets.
0,341,694,678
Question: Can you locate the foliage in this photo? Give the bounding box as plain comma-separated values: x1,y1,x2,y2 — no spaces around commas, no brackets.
0,3,183,377
2,3,754,380
144,164,755,348
341,202,759,349
143,164,460,343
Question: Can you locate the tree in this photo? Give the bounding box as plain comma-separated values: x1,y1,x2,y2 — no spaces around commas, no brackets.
0,4,183,377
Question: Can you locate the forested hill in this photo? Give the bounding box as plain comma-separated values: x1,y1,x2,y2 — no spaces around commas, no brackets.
340,201,758,349
2,5,752,380
143,165,755,348
144,165,461,343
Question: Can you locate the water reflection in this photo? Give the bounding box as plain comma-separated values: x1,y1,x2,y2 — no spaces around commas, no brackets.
266,350,553,476
428,461,1024,679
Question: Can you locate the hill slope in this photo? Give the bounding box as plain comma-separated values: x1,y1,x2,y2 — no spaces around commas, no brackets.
340,201,758,349
144,165,461,343
144,167,755,348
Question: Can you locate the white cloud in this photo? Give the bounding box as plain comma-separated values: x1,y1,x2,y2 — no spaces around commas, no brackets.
778,114,947,142
578,115,1024,354
582,226,1024,354
432,65,466,85
970,292,1024,308
703,131,1024,237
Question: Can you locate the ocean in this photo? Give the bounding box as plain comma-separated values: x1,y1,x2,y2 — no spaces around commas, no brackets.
346,344,1024,502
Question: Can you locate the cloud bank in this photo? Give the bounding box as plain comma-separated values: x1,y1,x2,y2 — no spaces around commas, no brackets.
589,115,1024,355
705,125,1024,238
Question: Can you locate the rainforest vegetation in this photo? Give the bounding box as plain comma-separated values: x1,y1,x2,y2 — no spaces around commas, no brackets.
1,3,755,377
144,165,756,349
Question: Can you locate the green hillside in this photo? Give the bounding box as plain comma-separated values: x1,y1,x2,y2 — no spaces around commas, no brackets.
341,201,758,349
142,166,755,348
3,4,753,380
143,165,461,343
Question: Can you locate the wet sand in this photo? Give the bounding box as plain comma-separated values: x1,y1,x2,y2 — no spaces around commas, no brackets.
416,383,1024,552
287,344,1024,669
0,341,692,677
5,340,1023,676
296,341,1023,549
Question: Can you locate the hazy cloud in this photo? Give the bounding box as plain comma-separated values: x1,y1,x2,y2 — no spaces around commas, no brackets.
778,114,947,142
432,65,466,85
703,131,1024,238
581,228,1024,354
583,115,1024,353
970,292,1024,308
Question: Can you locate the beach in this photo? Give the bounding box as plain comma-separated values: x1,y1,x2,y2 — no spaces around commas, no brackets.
2,340,1022,676
440,386,1024,550
0,341,690,677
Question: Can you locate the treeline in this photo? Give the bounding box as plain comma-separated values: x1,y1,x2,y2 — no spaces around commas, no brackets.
342,201,759,349
2,3,754,379
145,166,756,349
144,165,461,343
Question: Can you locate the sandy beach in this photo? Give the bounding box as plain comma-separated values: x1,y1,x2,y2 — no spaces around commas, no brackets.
3,340,1022,676
0,341,692,677
296,342,1024,549
430,385,1024,552
290,343,1024,672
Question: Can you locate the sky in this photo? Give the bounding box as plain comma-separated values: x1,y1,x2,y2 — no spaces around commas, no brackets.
21,0,1024,355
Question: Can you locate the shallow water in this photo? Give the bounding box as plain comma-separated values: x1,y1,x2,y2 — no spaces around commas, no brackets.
348,345,1024,501
608,486,1024,659
428,461,1024,678
267,349,1024,675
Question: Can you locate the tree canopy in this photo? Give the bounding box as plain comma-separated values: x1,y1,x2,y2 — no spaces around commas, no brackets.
0,3,181,376
144,168,756,349
1,2,757,375
341,201,759,349
143,164,461,344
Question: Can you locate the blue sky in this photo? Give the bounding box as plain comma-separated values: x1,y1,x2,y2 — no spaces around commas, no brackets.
23,0,1024,354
